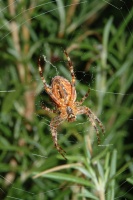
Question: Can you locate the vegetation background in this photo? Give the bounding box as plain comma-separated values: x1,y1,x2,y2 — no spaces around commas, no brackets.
0,0,133,199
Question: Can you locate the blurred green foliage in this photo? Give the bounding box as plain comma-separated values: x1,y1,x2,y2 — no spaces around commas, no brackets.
0,0,133,199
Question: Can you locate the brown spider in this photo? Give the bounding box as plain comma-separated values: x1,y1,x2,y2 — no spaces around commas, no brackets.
38,50,105,159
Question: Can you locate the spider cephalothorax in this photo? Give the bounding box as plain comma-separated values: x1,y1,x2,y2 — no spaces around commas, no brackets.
38,50,105,159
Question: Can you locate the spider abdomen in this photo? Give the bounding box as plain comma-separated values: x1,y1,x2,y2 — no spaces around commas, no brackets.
51,76,76,105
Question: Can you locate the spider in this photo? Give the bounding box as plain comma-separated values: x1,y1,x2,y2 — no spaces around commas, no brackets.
38,50,105,159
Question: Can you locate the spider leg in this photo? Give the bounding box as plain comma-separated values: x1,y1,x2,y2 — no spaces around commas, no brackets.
41,104,57,114
50,116,67,160
64,50,76,102
88,109,105,135
38,55,61,106
64,50,76,86
77,106,105,144
88,112,100,144
78,88,90,105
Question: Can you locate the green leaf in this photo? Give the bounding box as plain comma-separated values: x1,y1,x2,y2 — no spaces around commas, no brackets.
127,177,133,185
38,172,94,188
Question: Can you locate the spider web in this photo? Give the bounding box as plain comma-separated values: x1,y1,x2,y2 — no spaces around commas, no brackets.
0,0,133,199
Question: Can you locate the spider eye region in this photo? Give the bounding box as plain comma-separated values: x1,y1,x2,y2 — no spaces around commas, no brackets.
66,106,76,122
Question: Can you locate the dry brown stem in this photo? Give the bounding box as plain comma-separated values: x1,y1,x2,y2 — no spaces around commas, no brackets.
8,0,36,121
